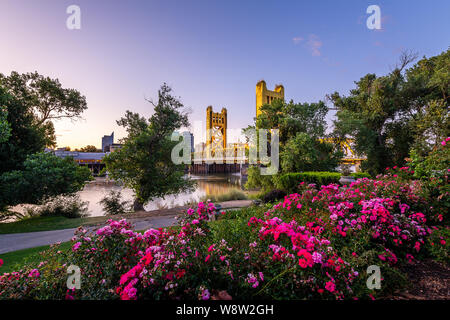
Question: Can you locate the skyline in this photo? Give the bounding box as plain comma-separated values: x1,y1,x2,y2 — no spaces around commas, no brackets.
1,0,449,149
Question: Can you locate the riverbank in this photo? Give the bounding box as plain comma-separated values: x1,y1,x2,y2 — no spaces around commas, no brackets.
0,200,254,254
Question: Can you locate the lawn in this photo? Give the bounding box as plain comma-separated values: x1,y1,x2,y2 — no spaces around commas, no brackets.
0,241,72,274
0,229,150,274
0,215,112,234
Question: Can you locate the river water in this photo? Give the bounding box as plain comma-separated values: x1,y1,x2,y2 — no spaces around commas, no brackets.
78,174,243,216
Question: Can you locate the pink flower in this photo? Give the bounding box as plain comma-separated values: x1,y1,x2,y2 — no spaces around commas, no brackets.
28,269,40,278
72,242,82,252
0,259,3,267
201,288,210,300
325,281,336,293
205,255,211,262
258,272,264,281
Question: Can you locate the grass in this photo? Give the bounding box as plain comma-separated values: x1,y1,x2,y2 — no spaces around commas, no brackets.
0,229,151,274
0,241,72,274
201,189,248,203
0,215,110,234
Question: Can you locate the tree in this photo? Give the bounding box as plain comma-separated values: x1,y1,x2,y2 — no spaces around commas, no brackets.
255,98,341,173
77,145,102,152
256,99,328,145
281,132,342,172
103,84,195,211
0,71,87,126
0,71,87,173
0,152,92,216
0,86,50,174
330,49,449,175
404,50,450,155
0,106,11,143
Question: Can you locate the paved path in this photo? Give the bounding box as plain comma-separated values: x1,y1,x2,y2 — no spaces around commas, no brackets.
0,200,253,254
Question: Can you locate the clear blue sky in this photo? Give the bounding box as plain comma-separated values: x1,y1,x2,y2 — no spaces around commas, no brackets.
0,0,449,148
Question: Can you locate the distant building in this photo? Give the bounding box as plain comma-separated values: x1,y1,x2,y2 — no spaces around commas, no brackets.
102,132,114,152
53,150,106,175
182,131,194,153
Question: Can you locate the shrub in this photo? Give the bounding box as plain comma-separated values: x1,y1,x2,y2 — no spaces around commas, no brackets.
28,194,89,219
99,190,132,215
352,172,371,179
426,226,449,265
201,189,247,203
262,189,286,203
244,166,275,191
0,174,447,300
273,172,341,193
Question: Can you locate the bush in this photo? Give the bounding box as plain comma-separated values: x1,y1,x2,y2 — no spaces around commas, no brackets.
244,166,275,191
0,153,92,216
99,190,132,215
201,189,247,203
262,189,286,203
352,172,371,179
1,174,447,300
27,194,89,219
426,227,450,265
274,172,341,193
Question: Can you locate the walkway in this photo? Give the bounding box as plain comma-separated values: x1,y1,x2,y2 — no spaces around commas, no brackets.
0,200,253,254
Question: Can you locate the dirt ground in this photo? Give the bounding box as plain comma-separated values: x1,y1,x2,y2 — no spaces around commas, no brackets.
391,259,450,300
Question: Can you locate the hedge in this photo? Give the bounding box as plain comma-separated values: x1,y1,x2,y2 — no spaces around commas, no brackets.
273,171,371,193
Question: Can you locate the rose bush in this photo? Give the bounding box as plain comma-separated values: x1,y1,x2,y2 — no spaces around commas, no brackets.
0,170,447,300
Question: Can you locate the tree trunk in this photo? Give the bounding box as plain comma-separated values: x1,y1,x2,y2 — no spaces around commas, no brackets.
133,198,145,212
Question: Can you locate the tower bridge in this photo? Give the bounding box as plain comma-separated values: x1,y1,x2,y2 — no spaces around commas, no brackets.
188,80,366,174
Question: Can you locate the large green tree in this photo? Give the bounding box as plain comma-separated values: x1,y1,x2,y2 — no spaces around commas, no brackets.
0,71,87,173
255,98,341,173
103,84,194,211
0,152,92,217
330,49,449,175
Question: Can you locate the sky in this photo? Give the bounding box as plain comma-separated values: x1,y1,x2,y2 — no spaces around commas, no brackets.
0,0,449,149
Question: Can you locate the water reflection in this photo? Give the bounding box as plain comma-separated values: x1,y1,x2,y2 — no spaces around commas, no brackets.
78,174,243,217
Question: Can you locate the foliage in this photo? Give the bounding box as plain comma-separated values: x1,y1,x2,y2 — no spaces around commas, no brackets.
99,190,132,215
75,145,102,153
0,71,87,174
244,165,275,191
255,98,343,173
281,132,342,172
246,169,371,194
262,189,286,203
26,194,89,219
0,152,92,216
409,137,449,179
274,172,342,193
0,105,11,143
426,227,449,265
201,189,247,203
330,49,449,175
1,172,446,300
0,71,87,126
256,99,328,144
103,84,194,210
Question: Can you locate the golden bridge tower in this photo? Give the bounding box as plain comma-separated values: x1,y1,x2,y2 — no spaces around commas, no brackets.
206,106,227,154
256,80,284,117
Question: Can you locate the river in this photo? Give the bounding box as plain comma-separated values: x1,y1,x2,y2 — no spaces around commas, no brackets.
78,174,244,216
